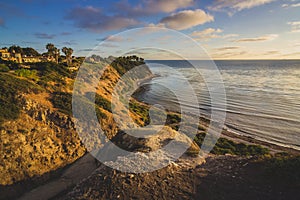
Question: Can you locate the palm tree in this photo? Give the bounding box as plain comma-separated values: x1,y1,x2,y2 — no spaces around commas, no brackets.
54,47,60,64
62,47,73,66
46,43,55,62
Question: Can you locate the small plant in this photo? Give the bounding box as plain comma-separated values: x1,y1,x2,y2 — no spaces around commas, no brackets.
193,132,269,156
0,73,41,124
0,64,10,72
50,92,72,115
15,69,39,81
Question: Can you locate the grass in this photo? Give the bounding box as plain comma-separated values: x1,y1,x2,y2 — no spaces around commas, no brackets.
0,64,10,72
110,56,145,76
15,69,39,81
29,62,72,89
129,100,150,126
85,92,112,112
0,73,42,125
194,132,270,156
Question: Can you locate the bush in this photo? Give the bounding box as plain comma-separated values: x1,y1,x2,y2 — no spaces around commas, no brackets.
129,100,150,125
0,73,41,124
29,62,71,88
15,69,39,81
50,92,72,115
193,133,269,156
0,64,10,72
85,92,112,112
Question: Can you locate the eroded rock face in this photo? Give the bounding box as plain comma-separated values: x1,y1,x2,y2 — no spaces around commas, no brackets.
0,96,86,185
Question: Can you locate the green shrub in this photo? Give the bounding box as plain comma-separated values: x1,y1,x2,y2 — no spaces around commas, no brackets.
0,73,41,124
29,62,71,88
0,64,10,72
166,113,181,124
85,92,112,112
193,132,269,156
129,100,150,125
15,69,39,81
50,92,72,115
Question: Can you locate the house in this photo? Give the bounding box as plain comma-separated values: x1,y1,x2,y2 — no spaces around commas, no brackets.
0,49,23,63
22,55,41,63
0,49,12,61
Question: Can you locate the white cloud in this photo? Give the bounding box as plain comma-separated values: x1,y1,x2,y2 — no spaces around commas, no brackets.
282,2,300,8
190,28,240,41
223,34,240,39
215,46,240,51
160,9,214,30
288,21,300,33
115,0,194,16
190,28,223,40
233,34,278,42
208,0,274,14
146,0,194,13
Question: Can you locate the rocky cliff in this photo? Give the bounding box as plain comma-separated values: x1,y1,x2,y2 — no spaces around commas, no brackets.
0,95,86,185
0,56,152,185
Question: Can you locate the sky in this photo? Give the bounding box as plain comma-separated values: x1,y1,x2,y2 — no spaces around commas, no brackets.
0,0,299,59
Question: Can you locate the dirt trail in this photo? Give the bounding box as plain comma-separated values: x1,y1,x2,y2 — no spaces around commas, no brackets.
18,153,98,200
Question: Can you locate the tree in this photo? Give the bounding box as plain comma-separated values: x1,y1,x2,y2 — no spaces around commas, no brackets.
8,45,23,54
62,47,73,66
46,43,59,63
54,47,60,64
22,47,40,57
46,43,55,56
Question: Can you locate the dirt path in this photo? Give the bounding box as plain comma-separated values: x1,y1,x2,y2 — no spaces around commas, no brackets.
17,153,98,200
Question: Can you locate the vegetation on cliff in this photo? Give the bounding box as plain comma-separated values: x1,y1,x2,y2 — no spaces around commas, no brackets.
0,54,150,186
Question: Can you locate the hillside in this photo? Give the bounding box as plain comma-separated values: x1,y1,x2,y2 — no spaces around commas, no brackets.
0,56,150,186
0,56,300,200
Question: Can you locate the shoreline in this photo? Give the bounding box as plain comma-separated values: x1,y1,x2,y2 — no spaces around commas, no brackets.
135,74,300,155
197,115,300,155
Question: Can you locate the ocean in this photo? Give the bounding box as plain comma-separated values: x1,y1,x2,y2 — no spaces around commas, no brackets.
134,60,300,150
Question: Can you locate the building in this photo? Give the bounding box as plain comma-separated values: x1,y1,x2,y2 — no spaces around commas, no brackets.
0,49,12,61
22,56,41,63
0,48,68,64
0,49,23,63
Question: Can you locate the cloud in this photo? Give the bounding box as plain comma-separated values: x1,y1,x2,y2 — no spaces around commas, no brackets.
34,33,56,39
61,32,72,36
215,46,240,51
190,28,223,40
263,50,280,55
282,2,300,8
102,43,119,48
100,35,124,42
21,41,40,45
62,40,77,46
223,34,239,39
65,6,139,33
0,17,4,27
212,50,248,59
288,21,300,33
233,34,278,42
114,0,194,16
78,48,94,52
160,9,214,30
208,0,274,14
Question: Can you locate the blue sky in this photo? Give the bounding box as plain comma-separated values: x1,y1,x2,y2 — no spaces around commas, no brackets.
0,0,299,59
